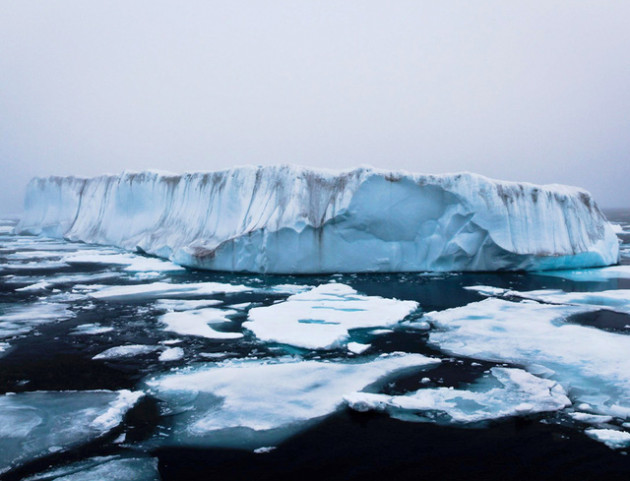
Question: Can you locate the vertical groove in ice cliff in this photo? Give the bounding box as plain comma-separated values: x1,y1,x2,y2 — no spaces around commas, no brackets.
17,166,619,273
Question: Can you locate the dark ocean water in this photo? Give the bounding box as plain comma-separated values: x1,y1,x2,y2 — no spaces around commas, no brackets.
0,210,629,480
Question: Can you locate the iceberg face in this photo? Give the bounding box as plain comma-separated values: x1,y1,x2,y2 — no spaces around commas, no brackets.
16,166,619,273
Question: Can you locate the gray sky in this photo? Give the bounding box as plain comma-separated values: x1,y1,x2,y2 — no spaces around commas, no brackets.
1,1,630,214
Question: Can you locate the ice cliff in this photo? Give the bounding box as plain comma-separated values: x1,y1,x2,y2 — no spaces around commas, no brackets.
16,166,619,273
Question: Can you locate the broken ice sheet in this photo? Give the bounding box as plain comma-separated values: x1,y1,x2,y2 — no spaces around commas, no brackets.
63,251,184,272
23,454,161,481
585,428,630,449
88,281,251,301
345,367,570,423
93,345,161,360
0,390,142,474
425,298,630,420
0,302,74,339
243,283,418,349
143,352,439,450
159,308,243,339
466,285,630,315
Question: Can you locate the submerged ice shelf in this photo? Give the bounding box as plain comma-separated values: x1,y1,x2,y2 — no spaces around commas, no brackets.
16,166,619,273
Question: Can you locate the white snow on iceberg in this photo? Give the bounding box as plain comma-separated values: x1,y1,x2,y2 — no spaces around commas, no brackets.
144,352,439,449
243,283,418,349
345,367,570,423
0,390,142,474
15,166,619,273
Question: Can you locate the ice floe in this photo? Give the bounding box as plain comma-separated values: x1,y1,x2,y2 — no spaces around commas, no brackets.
155,299,222,311
88,281,250,301
243,283,418,349
158,347,184,362
159,308,243,339
144,352,439,449
0,302,74,338
345,367,570,423
70,323,115,336
466,285,630,315
64,251,184,272
0,390,142,474
347,342,371,354
585,429,630,449
23,455,161,481
93,345,161,360
425,298,630,420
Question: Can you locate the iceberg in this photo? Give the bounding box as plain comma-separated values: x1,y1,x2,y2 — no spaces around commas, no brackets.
16,166,619,273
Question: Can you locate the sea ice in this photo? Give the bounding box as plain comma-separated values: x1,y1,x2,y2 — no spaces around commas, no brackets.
425,298,630,419
159,308,243,339
158,347,184,362
88,281,250,301
345,367,570,423
93,345,161,360
144,352,439,449
23,455,161,481
347,342,371,354
243,283,418,349
155,299,222,311
585,429,630,449
466,285,630,315
70,324,115,336
0,390,142,474
64,251,184,272
0,302,74,339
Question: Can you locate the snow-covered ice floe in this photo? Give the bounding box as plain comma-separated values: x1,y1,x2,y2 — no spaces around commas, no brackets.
23,454,161,481
0,390,142,474
424,298,630,421
63,251,184,272
585,429,630,449
243,283,418,349
160,308,242,339
466,285,630,315
92,345,161,360
144,352,439,449
70,323,115,336
345,367,570,423
87,281,250,301
0,302,74,339
16,166,619,273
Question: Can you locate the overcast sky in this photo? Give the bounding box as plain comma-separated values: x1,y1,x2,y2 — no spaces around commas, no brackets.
1,1,629,214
